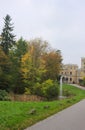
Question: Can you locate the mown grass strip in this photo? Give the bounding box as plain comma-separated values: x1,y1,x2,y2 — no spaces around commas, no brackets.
0,84,85,130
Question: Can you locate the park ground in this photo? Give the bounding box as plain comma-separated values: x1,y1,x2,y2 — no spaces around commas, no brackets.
0,84,85,130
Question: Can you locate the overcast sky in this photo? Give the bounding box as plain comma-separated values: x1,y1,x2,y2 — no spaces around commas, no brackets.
0,0,85,67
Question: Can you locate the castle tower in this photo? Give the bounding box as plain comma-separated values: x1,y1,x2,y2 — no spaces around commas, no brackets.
81,57,85,71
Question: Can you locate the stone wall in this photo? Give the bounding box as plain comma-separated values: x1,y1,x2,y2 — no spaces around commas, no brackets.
9,94,44,101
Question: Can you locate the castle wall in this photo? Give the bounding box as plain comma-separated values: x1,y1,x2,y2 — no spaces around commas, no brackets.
60,58,85,84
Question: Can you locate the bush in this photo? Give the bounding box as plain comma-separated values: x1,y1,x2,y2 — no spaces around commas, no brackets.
32,79,59,100
0,89,10,101
79,78,85,87
33,82,43,96
42,79,59,100
25,87,31,95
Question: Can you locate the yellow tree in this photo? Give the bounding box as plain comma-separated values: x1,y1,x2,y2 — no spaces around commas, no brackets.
42,50,62,80
21,39,47,92
21,48,46,83
21,52,32,81
21,38,62,94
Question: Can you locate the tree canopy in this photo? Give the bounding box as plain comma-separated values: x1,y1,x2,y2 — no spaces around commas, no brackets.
0,15,63,100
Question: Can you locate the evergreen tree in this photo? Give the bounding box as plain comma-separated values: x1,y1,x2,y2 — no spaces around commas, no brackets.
0,47,12,91
1,14,15,55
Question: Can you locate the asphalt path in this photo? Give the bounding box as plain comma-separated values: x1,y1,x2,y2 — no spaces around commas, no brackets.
70,84,85,90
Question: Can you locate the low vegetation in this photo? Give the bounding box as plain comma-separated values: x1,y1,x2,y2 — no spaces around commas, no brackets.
79,77,85,87
0,84,85,130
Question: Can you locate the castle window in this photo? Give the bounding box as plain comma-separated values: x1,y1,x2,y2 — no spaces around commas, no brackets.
66,77,68,81
70,72,72,75
70,78,72,81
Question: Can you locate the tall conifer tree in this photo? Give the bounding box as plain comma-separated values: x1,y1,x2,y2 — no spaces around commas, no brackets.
1,14,15,55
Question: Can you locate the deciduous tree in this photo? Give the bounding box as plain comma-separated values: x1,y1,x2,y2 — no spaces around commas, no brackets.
42,50,62,80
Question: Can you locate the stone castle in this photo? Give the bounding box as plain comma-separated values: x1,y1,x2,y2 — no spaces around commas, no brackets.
60,58,85,84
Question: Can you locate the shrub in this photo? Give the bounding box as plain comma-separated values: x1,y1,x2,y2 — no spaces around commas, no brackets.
33,82,43,96
25,87,31,95
79,77,85,87
32,79,59,100
41,79,59,100
0,89,10,101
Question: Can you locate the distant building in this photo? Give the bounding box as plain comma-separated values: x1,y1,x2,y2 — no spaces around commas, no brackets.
78,58,85,82
60,58,85,84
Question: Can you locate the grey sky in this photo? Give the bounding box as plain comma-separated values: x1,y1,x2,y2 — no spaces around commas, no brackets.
0,0,85,67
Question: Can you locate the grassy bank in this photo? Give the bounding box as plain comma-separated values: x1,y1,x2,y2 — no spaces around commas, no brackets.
0,84,85,130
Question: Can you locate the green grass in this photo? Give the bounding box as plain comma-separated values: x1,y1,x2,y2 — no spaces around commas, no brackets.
0,84,85,130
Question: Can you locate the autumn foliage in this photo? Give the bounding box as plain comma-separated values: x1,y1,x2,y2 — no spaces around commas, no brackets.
0,15,63,100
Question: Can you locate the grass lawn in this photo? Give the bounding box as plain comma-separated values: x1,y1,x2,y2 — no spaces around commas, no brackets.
0,84,85,130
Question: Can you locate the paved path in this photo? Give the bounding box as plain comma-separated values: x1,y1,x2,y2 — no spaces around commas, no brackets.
25,99,85,130
70,84,85,90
